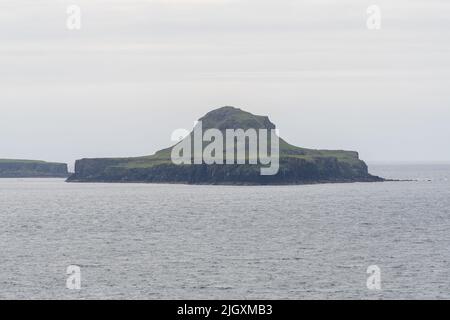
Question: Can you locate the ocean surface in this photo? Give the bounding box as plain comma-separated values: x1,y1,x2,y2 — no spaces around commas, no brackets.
0,164,449,299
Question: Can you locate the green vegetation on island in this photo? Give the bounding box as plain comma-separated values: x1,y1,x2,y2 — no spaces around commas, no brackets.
67,106,383,185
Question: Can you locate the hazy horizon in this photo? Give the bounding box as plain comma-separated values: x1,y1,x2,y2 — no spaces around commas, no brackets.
1,0,450,168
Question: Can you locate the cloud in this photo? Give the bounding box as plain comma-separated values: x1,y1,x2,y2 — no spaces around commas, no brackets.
1,0,450,163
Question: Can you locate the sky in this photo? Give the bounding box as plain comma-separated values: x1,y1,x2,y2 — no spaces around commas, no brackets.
1,0,449,169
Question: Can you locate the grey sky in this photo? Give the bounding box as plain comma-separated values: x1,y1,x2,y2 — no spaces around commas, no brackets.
1,0,449,169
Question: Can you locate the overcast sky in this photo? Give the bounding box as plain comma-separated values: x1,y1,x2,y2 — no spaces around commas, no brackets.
1,0,449,169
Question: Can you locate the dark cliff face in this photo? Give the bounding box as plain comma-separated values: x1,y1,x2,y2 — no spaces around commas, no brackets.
0,160,69,178
69,157,381,185
67,106,383,184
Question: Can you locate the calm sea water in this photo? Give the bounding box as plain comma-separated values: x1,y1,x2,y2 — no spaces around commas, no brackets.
0,164,449,299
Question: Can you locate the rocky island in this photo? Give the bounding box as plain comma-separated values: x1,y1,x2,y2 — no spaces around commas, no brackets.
67,106,383,185
0,159,69,178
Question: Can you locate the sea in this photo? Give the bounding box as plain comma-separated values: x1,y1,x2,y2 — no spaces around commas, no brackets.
0,163,449,299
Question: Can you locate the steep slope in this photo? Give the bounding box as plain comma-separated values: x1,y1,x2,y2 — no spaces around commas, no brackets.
67,106,383,184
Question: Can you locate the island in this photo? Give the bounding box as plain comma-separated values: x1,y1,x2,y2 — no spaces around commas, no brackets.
67,106,383,185
0,159,69,178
